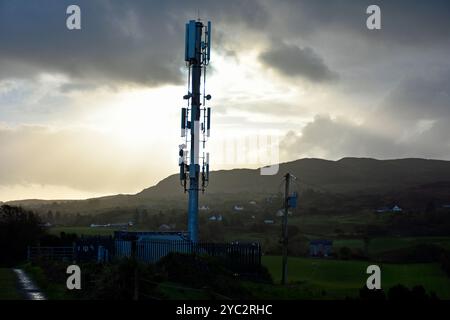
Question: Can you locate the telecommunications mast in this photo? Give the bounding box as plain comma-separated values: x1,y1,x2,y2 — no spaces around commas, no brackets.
179,20,212,242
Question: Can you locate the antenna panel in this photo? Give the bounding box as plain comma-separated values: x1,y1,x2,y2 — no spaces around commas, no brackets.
207,21,211,61
185,20,196,61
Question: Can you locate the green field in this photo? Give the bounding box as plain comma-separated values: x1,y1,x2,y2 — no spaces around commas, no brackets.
0,268,22,300
261,256,450,299
334,236,450,255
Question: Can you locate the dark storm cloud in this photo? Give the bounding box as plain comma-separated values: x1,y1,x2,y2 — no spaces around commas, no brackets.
280,115,406,160
275,0,450,47
280,69,450,161
280,67,450,160
259,42,338,82
267,0,450,161
1,0,448,87
0,0,268,87
381,71,450,122
280,115,450,161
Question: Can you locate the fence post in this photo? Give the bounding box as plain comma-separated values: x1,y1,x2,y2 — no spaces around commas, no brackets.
72,242,76,264
131,238,139,300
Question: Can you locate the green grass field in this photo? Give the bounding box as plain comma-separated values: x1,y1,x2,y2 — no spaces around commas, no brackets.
262,256,450,299
0,268,22,300
334,236,450,255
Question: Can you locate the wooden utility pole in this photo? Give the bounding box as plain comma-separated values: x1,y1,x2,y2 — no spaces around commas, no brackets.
281,173,291,285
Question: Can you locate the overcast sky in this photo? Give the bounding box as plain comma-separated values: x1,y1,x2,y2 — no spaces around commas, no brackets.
0,0,449,201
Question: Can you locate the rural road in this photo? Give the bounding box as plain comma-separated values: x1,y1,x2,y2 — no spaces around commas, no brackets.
13,269,46,300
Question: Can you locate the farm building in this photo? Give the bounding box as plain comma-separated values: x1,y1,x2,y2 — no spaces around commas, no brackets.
376,205,403,213
309,240,333,257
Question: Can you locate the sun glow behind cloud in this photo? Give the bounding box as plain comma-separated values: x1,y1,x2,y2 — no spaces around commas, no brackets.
0,48,326,201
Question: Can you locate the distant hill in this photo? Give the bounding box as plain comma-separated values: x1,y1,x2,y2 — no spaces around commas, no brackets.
137,157,450,197
6,157,450,213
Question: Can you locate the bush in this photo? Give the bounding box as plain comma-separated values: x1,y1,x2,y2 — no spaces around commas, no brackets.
39,232,78,246
338,247,352,260
0,205,45,266
440,250,450,277
387,284,438,301
287,235,309,257
157,253,252,298
157,253,231,288
359,286,386,300
87,259,161,300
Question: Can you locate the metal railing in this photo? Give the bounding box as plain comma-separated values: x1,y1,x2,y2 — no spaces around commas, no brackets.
27,246,75,262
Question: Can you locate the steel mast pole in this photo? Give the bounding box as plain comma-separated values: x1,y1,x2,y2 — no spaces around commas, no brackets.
187,21,203,243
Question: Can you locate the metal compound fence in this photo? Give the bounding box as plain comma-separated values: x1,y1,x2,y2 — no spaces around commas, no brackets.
115,240,262,274
28,239,262,274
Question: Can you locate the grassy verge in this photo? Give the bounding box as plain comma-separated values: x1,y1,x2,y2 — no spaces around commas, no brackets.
0,268,22,300
21,263,73,300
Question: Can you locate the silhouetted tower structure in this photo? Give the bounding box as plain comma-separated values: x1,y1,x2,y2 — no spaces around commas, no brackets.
179,20,212,242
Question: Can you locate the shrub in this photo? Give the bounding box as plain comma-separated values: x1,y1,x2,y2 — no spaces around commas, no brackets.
0,205,45,266
87,259,160,300
359,286,386,300
157,253,252,299
440,250,450,277
338,246,352,260
387,284,438,301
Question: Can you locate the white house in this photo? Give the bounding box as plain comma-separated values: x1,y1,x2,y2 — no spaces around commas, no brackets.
276,209,292,217
376,205,403,213
208,215,223,222
40,222,52,228
158,224,171,231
